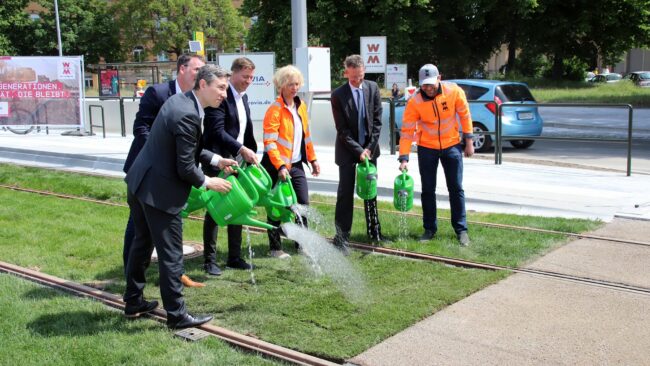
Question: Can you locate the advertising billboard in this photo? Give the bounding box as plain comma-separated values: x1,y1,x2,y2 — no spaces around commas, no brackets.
0,56,84,128
99,68,120,97
217,53,275,121
360,36,387,73
386,64,407,90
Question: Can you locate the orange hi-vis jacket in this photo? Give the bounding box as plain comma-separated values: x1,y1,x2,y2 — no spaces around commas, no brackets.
263,96,317,170
398,82,473,159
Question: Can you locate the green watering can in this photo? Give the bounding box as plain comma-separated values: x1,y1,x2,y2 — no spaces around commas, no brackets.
180,186,207,218
242,163,273,207
393,170,414,212
215,165,261,207
263,177,298,223
202,166,275,230
356,158,378,200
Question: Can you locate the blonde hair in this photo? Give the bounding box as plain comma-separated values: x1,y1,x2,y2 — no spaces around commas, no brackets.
273,65,304,92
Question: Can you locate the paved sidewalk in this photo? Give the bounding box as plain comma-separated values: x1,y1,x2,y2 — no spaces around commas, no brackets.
350,218,650,366
1,132,649,221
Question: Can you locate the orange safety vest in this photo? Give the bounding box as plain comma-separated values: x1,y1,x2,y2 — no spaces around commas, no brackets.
398,82,472,157
263,96,317,170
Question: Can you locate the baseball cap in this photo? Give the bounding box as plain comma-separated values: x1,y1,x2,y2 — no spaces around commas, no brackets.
419,64,440,85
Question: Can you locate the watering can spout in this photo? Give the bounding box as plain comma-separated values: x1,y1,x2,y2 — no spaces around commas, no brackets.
228,210,277,230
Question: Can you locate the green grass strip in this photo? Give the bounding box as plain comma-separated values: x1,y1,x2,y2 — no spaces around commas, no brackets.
0,163,601,358
0,273,284,366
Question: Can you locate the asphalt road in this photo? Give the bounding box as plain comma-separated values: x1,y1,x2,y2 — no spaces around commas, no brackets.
476,139,650,175
470,106,650,174
539,106,650,140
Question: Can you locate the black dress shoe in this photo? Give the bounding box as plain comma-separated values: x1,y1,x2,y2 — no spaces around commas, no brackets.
419,230,436,242
333,242,350,256
226,257,253,270
370,234,390,245
124,299,159,318
203,262,222,276
167,313,213,329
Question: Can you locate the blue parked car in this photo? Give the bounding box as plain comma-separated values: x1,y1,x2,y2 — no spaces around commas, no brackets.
394,80,543,152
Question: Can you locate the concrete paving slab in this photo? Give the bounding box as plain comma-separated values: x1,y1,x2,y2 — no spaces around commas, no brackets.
2,132,650,222
588,217,650,242
528,219,650,289
350,274,650,366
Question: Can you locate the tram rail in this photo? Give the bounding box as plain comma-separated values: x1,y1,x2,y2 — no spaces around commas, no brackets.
2,183,650,295
0,260,340,366
2,183,648,248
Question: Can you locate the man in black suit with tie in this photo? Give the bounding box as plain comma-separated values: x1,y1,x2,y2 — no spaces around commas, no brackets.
202,57,258,275
123,64,237,329
331,54,385,253
122,54,206,288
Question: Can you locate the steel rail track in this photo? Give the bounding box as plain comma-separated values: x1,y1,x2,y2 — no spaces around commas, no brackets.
345,242,650,296
2,183,646,248
3,184,650,296
310,200,650,248
0,260,340,366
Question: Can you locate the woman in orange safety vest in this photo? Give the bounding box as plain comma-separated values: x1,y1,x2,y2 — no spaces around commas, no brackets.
261,65,320,259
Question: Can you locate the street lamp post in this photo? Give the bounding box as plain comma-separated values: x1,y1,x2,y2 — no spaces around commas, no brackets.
54,0,63,56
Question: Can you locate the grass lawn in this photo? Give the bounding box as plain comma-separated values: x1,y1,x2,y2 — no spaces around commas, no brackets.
528,80,650,107
0,163,601,360
0,274,284,366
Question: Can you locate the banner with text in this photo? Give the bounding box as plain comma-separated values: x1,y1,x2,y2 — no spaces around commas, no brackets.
217,52,275,121
99,68,120,97
0,56,83,128
360,36,387,73
386,64,407,90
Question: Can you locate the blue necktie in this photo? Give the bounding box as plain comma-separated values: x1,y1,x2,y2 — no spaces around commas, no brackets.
357,89,366,146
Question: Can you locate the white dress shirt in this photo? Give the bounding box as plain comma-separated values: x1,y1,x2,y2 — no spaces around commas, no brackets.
289,104,303,163
192,91,222,187
229,83,248,145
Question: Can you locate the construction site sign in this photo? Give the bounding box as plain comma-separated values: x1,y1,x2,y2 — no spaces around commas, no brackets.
360,36,386,73
0,56,84,128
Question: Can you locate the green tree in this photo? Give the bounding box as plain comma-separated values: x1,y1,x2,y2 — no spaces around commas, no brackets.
241,0,293,65
0,0,36,55
242,0,650,82
113,0,245,58
242,0,512,81
488,0,538,75
28,0,123,63
523,0,650,79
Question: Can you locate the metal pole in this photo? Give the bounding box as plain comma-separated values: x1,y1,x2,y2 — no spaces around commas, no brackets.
496,104,502,164
291,0,311,113
494,102,499,164
627,105,633,176
389,99,395,155
120,97,126,137
291,0,308,65
54,0,63,56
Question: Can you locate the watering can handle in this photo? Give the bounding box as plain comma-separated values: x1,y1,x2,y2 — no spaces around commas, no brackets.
364,157,369,169
217,165,243,178
233,165,259,202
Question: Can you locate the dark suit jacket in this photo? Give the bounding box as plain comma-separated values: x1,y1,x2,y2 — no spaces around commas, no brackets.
123,80,176,173
202,86,257,176
331,80,382,166
125,91,214,215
